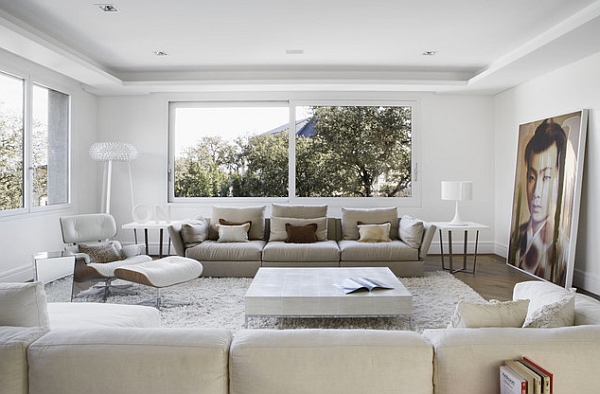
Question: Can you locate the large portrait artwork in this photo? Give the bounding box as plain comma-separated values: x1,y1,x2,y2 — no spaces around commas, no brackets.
507,110,588,288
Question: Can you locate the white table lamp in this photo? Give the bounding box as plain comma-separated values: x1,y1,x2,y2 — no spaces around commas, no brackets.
441,181,473,225
90,142,138,214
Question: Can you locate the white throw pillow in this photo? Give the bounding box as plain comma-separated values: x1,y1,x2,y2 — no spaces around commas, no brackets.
523,295,575,328
217,222,251,243
210,205,266,240
180,217,209,248
357,222,392,242
270,217,328,242
399,215,424,248
449,299,530,328
0,281,50,328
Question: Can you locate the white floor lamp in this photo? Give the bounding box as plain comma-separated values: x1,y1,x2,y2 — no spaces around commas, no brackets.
89,142,138,214
441,181,473,225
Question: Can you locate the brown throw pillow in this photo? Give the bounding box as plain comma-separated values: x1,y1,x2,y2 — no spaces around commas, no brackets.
219,218,252,229
78,243,122,263
285,223,318,243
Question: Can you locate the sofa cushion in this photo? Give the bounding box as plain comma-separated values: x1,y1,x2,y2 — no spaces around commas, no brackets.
0,282,50,329
217,222,251,243
338,239,418,261
449,299,530,328
341,207,398,240
210,205,266,240
575,293,600,326
230,329,434,394
523,295,575,328
180,217,209,248
270,217,327,242
47,302,160,328
78,242,122,263
271,203,328,219
185,240,265,261
399,215,425,248
0,326,48,394
262,240,341,262
357,222,391,242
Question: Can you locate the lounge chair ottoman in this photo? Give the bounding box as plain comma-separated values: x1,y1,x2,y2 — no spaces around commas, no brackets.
114,256,203,308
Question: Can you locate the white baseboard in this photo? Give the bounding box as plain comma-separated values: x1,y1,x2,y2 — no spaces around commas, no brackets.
574,268,600,295
0,264,33,282
428,240,495,255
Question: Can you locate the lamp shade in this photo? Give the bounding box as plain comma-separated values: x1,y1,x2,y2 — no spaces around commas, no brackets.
89,142,138,162
441,181,473,201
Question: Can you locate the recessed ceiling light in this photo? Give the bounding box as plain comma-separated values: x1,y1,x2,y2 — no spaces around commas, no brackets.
96,4,119,12
422,50,438,56
153,51,168,56
286,49,305,55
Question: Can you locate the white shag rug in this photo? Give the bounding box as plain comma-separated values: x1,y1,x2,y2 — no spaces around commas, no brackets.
45,271,485,333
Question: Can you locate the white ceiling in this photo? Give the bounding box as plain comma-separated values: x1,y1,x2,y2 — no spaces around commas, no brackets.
1,0,600,95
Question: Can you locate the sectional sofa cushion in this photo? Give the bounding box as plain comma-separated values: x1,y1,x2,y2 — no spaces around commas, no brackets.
47,303,160,329
262,240,341,262
185,240,265,261
341,207,399,240
271,204,328,219
399,215,425,248
0,282,50,329
449,300,530,328
574,293,600,325
338,239,418,261
270,217,328,242
0,326,48,394
210,205,266,240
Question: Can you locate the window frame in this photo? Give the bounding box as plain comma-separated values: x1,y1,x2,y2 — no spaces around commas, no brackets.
168,99,421,208
0,70,72,218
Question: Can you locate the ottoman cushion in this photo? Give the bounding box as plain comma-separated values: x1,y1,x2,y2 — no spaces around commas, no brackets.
114,257,203,288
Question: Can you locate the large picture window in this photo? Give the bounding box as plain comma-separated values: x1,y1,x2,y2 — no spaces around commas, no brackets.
0,71,70,214
169,101,416,202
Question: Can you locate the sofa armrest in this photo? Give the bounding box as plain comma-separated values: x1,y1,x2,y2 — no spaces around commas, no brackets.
167,222,186,257
419,221,436,259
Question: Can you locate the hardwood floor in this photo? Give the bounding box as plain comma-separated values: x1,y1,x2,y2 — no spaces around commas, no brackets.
422,253,536,301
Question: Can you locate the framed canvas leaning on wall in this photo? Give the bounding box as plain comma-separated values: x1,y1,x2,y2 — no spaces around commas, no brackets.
507,110,588,289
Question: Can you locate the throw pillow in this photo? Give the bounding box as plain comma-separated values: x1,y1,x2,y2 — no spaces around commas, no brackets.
271,204,328,219
78,243,122,263
180,217,209,248
341,207,398,240
399,215,424,248
523,295,575,328
0,281,50,328
210,205,266,240
357,222,392,243
285,223,319,243
270,216,328,242
449,299,530,328
217,222,251,243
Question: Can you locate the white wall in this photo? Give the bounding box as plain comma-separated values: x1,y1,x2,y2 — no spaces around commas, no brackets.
0,49,98,281
96,91,495,255
494,51,600,294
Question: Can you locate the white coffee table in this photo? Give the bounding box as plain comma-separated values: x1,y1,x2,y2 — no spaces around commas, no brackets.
245,267,412,328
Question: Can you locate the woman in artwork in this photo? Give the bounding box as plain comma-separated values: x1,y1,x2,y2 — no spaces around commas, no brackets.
509,119,569,285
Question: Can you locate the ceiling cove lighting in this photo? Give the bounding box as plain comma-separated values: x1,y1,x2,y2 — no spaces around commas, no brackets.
286,49,305,55
422,50,438,56
96,4,119,12
154,51,168,56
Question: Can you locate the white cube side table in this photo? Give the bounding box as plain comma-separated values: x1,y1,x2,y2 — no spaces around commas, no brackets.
430,222,489,274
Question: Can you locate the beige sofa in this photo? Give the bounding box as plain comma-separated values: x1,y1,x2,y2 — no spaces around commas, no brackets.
2,281,600,394
168,205,436,277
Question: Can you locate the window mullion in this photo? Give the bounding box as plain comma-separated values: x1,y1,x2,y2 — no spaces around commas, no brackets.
23,75,34,212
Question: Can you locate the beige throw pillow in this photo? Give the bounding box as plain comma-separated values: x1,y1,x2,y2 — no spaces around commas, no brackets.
449,299,530,328
0,282,50,328
216,222,251,243
270,217,328,241
357,222,392,242
399,215,424,248
180,217,209,248
523,295,575,328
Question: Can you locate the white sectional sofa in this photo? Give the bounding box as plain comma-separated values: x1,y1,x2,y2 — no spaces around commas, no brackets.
3,278,600,393
168,205,436,277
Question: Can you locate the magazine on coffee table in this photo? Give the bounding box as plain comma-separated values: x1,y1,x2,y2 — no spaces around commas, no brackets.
333,277,394,294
